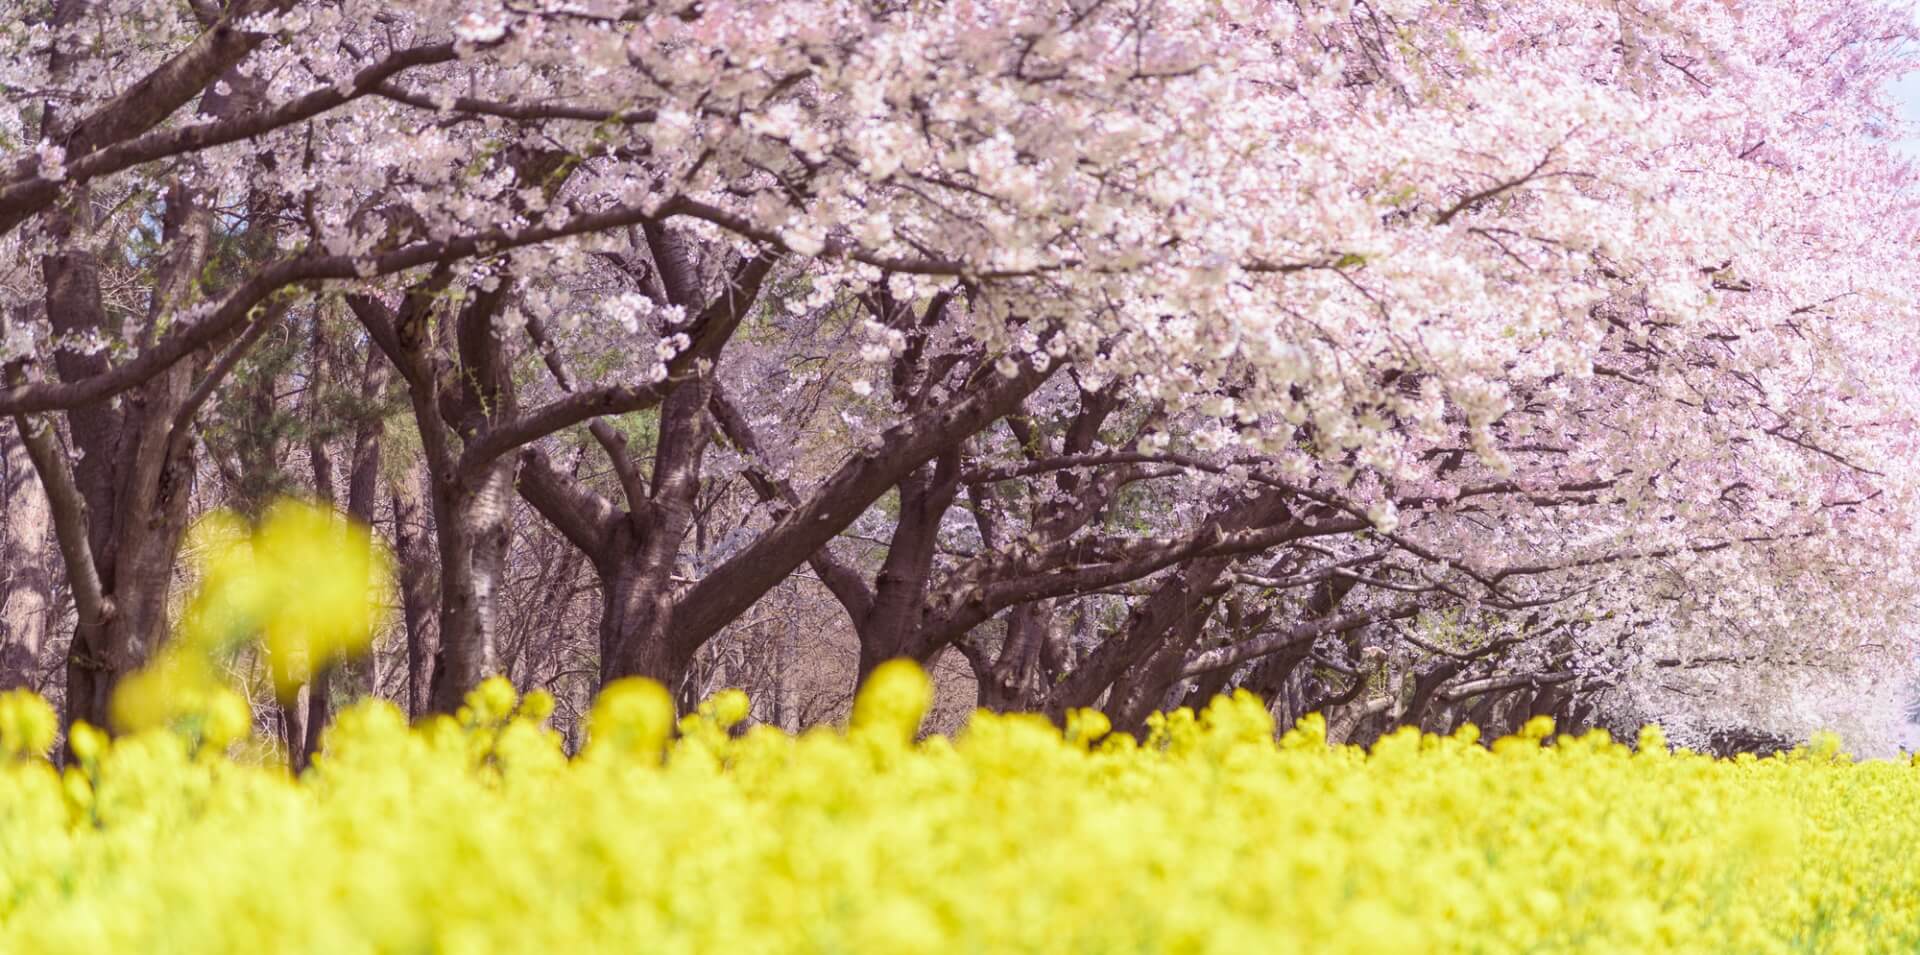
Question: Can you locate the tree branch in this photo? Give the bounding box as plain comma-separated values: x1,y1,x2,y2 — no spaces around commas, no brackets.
453,251,776,478
672,358,1057,652
0,197,695,417
709,381,875,621
5,409,108,628
516,445,617,561
1180,604,1423,678
3,43,467,238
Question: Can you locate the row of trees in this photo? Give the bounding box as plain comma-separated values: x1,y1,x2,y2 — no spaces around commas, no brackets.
4,0,1919,757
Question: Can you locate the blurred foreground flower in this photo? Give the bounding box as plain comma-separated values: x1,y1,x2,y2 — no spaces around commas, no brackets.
110,498,392,739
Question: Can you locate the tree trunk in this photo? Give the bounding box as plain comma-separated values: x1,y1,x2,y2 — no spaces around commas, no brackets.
853,456,958,687
597,559,691,692
30,15,267,741
978,601,1056,711
599,381,710,690
392,461,439,719
58,427,196,731
0,426,52,688
336,344,390,700
294,322,333,773
297,316,390,766
425,459,513,714
279,685,306,766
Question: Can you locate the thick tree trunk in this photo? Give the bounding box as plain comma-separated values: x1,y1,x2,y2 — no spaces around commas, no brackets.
1045,489,1296,729
1,427,52,688
675,361,1054,662
425,459,513,714
852,457,958,687
350,285,510,717
597,561,691,692
1104,597,1220,733
58,435,195,731
28,10,261,741
46,339,200,736
598,368,715,693
977,602,1049,711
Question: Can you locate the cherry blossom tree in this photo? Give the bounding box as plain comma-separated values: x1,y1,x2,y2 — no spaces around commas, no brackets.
5,0,1919,752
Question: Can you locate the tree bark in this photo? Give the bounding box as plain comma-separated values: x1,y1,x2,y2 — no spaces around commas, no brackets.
334,343,390,703
426,456,514,713
392,460,439,719
0,426,52,688
599,355,716,691
352,280,518,716
853,454,959,683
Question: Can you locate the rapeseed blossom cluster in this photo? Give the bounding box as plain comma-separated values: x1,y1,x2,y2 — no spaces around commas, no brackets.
2,662,1919,954
113,499,390,743
4,502,1917,953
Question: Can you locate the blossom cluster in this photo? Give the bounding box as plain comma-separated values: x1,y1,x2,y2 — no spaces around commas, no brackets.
1,662,1916,954
7,0,1920,742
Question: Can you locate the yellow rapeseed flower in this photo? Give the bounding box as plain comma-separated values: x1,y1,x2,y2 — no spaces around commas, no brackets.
4,661,1917,954
0,689,56,759
584,677,675,764
849,658,931,743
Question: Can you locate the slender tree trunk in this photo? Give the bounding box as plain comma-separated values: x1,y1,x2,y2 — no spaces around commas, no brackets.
337,345,390,699
392,461,440,719
279,686,306,765
294,323,333,771
296,315,392,767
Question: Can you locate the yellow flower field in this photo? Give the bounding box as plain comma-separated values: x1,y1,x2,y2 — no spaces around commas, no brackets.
2,661,1918,955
